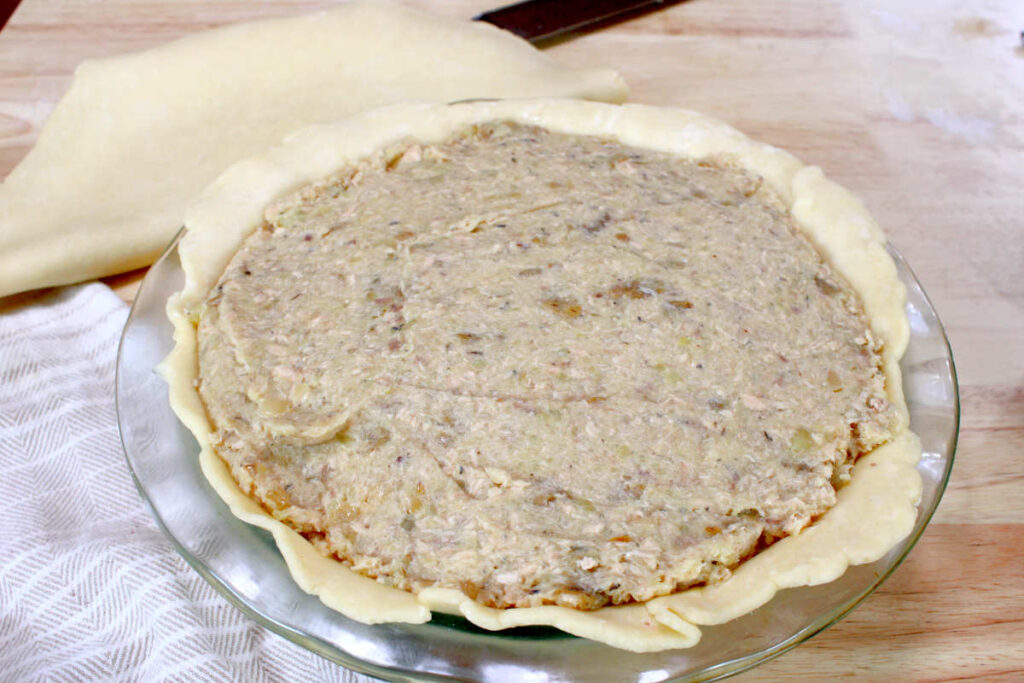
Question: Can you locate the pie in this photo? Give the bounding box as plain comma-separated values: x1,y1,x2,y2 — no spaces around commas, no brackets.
164,99,922,652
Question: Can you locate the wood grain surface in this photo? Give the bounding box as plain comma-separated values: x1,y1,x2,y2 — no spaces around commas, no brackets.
2,0,1022,680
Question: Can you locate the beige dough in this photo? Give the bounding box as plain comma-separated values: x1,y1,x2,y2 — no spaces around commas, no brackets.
0,1,626,298
163,99,922,652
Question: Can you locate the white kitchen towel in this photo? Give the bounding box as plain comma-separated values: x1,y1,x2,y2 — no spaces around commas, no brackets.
0,283,370,682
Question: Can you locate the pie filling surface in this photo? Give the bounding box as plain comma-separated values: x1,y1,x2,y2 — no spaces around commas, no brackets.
195,122,897,611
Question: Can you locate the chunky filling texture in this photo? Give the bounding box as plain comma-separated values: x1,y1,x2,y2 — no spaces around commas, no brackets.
195,123,897,610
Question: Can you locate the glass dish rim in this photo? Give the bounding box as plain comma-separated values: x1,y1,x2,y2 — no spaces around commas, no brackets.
116,229,959,682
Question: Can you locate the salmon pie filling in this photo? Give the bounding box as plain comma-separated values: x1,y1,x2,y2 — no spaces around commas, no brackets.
194,123,898,611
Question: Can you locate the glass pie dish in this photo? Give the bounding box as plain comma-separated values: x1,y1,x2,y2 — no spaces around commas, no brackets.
116,230,958,682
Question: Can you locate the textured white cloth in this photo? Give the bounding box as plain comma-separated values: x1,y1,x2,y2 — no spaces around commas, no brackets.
0,283,370,682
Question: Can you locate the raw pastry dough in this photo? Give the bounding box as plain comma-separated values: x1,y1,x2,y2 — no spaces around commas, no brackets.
0,1,626,298
164,99,922,652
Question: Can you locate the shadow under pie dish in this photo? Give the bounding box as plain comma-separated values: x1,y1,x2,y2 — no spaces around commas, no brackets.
161,99,923,653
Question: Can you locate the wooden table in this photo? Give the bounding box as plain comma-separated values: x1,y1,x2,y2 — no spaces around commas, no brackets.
2,0,1022,679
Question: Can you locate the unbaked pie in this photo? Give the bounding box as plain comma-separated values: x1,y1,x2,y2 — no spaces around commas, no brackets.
164,99,921,652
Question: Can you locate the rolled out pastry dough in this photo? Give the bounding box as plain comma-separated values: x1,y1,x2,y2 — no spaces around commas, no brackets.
0,1,626,298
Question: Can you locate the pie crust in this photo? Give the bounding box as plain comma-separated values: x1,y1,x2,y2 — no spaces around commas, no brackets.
163,99,922,652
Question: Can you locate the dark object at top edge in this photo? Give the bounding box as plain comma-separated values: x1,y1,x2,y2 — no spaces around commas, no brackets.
476,0,671,44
